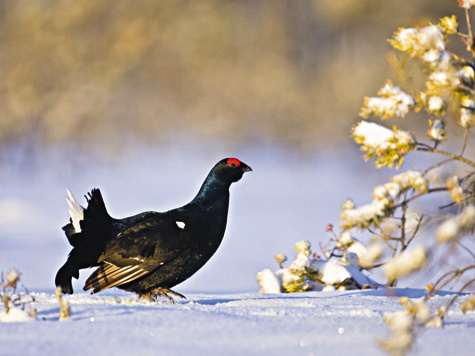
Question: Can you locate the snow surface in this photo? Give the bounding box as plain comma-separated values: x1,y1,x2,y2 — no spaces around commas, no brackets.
1,289,474,356
0,306,34,323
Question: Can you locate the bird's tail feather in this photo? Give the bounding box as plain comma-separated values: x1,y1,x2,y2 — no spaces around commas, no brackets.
57,188,114,294
66,189,84,233
62,188,113,248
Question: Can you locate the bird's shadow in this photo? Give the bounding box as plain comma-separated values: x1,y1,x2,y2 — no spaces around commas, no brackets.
185,298,239,306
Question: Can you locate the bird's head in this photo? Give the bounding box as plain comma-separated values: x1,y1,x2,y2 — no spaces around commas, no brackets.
194,157,252,202
213,157,252,184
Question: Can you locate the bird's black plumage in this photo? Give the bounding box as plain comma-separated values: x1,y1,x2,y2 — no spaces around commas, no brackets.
55,158,251,300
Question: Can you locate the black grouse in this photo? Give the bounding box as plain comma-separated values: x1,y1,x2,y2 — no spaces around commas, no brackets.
55,158,251,301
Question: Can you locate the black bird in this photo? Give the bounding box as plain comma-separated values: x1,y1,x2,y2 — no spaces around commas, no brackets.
55,158,252,301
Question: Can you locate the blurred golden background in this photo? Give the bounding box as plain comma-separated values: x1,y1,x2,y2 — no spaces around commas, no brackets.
0,0,458,157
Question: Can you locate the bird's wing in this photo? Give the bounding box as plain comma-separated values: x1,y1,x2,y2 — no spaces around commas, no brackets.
83,217,185,293
83,249,179,294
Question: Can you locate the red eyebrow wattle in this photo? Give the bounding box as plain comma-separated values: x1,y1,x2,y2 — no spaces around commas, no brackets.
227,158,241,166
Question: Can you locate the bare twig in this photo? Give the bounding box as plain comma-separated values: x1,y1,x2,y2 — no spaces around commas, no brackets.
456,240,475,261
457,9,475,59
399,192,408,253
391,187,448,211
466,8,475,59
405,215,424,247
442,277,475,318
423,157,454,176
426,265,475,301
415,146,475,169
459,128,470,157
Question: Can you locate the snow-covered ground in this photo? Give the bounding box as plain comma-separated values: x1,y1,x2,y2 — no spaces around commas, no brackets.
1,289,474,356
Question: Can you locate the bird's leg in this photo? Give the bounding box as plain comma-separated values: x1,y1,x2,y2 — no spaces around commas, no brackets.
157,287,186,303
140,287,186,303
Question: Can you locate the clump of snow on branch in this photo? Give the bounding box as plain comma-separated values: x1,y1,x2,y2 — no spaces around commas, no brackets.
390,25,446,66
460,295,475,313
446,175,464,203
256,240,380,293
383,246,426,283
436,204,475,243
352,121,415,168
0,269,35,323
360,81,415,119
379,296,444,355
458,0,475,10
339,170,428,230
460,95,475,128
427,118,446,142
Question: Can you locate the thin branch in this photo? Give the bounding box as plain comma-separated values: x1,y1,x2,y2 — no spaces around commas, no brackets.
459,128,470,157
440,192,475,210
399,192,408,253
421,128,471,176
438,200,458,210
369,260,391,269
405,215,424,247
415,146,475,169
425,271,458,301
415,141,434,150
423,157,454,176
426,265,475,300
459,83,475,95
319,239,338,260
443,277,475,317
391,187,448,210
456,240,475,261
458,8,475,59
466,8,475,59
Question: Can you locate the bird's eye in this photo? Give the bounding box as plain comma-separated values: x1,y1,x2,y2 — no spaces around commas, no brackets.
229,163,236,168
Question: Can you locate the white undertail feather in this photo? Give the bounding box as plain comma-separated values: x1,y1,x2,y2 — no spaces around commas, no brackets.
66,189,84,233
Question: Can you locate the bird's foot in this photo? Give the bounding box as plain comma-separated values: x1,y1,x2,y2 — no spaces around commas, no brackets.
140,287,186,303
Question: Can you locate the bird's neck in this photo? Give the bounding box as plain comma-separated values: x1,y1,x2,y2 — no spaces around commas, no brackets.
188,175,231,253
192,174,230,205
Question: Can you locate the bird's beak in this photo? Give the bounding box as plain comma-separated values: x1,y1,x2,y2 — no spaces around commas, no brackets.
243,165,252,173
